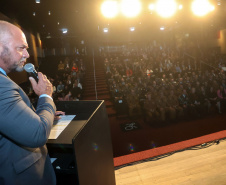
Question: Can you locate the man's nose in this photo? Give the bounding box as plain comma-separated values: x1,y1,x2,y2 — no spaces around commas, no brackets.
23,49,30,58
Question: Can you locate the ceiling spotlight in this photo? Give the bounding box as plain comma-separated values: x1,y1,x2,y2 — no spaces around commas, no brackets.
121,0,142,18
160,26,165,30
191,0,215,17
33,12,36,16
178,4,183,10
48,11,51,15
148,4,155,11
101,0,119,18
130,27,135,32
62,28,68,34
103,28,109,33
36,0,40,3
156,0,177,18
57,22,60,25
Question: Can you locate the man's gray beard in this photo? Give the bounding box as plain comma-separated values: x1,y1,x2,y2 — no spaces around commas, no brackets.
15,64,24,72
14,59,26,72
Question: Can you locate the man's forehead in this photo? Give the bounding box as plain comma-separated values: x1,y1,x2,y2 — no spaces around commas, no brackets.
11,28,28,46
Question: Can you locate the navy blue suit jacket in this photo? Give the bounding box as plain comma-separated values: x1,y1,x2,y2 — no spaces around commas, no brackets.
0,72,56,185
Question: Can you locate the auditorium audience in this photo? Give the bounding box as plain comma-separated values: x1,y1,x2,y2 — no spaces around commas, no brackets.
26,41,226,124
103,42,226,123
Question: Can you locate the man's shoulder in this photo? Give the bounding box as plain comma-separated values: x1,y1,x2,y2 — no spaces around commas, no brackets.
0,74,17,88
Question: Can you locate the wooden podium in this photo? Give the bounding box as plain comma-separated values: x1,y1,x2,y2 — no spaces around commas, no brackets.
47,100,116,185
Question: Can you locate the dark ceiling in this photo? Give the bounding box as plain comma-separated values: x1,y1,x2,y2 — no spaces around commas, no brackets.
0,0,101,38
1,0,226,47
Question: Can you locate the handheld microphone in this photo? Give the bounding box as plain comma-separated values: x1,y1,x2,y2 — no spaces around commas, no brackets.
24,63,39,82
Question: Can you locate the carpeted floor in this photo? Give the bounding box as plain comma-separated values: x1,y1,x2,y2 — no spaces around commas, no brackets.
108,113,226,158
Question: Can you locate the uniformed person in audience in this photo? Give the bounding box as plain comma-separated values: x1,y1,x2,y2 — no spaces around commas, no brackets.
143,92,159,122
167,90,183,120
126,88,142,118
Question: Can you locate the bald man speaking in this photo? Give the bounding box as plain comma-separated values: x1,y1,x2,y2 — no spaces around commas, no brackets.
0,21,56,185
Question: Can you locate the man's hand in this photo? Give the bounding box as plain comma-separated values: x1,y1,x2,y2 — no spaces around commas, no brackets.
29,72,53,97
54,111,66,121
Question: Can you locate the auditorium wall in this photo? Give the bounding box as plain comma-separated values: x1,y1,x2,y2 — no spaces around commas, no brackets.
208,29,226,54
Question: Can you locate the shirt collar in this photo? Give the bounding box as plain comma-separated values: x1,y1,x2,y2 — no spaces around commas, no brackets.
0,68,7,76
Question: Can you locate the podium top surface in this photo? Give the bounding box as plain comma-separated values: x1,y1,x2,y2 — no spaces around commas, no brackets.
47,100,105,146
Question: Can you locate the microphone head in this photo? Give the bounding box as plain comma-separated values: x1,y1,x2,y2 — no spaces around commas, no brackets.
24,63,35,73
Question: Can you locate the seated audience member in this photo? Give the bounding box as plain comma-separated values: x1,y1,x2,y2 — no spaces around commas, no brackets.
155,92,169,122
168,90,183,120
178,89,190,118
207,86,220,113
126,89,142,118
217,85,226,113
66,75,73,89
64,91,73,101
57,81,65,93
64,60,71,72
198,86,209,115
71,63,79,76
71,80,82,100
126,67,133,77
143,93,159,122
58,60,65,72
73,79,82,90
189,87,202,117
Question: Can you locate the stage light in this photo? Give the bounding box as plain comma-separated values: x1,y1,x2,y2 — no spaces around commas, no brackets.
36,0,40,3
120,0,142,18
217,0,221,5
62,28,68,34
101,0,119,18
103,28,109,33
48,11,51,15
33,12,36,16
160,26,165,30
178,4,183,10
130,27,135,31
148,3,155,11
191,0,215,16
156,0,177,18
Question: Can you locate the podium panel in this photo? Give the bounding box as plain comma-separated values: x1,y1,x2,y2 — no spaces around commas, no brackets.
47,100,116,185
